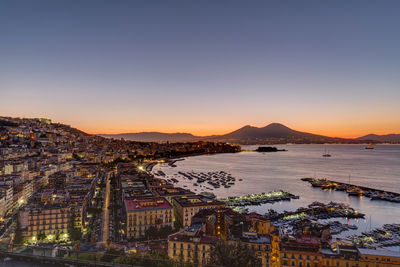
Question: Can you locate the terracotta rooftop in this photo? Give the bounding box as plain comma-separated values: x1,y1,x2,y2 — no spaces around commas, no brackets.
125,197,172,212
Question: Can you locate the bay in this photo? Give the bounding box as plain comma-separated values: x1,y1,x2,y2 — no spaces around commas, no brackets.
153,144,400,249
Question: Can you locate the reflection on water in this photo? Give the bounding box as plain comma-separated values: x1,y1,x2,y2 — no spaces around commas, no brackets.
154,144,400,249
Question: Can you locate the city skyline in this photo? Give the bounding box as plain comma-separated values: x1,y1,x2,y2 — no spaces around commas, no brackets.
1,1,400,265
1,1,400,138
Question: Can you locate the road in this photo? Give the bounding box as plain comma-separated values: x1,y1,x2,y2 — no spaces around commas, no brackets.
102,174,111,244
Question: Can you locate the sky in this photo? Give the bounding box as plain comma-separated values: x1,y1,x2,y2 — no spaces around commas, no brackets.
1,1,399,138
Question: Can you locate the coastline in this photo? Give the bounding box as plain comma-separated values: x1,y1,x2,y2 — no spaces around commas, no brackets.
145,148,242,173
145,158,185,172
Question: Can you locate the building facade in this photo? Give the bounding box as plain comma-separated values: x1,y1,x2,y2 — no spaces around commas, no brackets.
125,197,173,239
172,195,225,227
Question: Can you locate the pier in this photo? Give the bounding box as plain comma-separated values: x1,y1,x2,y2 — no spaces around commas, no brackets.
302,178,400,203
220,190,299,207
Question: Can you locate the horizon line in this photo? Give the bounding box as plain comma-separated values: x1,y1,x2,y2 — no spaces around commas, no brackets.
2,115,398,139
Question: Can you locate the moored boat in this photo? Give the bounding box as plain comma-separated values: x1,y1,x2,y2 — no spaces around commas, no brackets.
346,187,364,196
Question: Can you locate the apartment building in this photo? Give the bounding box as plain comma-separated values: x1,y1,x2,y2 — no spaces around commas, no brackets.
168,224,217,265
172,195,225,227
125,197,173,239
154,187,195,204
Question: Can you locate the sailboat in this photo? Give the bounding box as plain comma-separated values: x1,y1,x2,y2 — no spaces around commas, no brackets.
322,148,331,157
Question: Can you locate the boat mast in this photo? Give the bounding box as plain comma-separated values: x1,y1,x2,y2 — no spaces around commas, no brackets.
369,215,372,231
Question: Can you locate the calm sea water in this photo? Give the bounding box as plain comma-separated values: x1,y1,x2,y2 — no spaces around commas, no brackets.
153,144,400,247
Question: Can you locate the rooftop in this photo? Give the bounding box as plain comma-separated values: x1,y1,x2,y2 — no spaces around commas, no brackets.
242,233,271,244
168,229,218,244
125,197,172,212
156,187,195,197
359,248,400,258
173,195,225,207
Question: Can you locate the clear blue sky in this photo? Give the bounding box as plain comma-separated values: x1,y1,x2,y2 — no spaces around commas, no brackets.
1,1,399,137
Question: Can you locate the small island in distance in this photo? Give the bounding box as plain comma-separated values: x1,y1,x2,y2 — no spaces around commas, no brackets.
255,146,288,152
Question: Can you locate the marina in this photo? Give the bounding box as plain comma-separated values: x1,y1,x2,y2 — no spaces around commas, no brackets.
302,178,400,203
152,144,400,251
348,224,400,249
264,202,364,237
264,201,365,221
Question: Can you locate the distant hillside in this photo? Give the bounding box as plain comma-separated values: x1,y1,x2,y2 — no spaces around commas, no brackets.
205,123,347,144
99,132,199,142
100,123,357,144
356,134,400,143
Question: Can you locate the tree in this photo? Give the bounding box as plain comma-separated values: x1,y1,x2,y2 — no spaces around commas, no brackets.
101,248,124,262
158,225,174,238
145,226,158,240
210,240,260,267
112,252,181,267
13,216,23,245
37,232,46,241
55,231,61,242
68,212,82,241
87,207,102,215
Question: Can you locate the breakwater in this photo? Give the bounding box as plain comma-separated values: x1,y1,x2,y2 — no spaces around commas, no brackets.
302,178,400,203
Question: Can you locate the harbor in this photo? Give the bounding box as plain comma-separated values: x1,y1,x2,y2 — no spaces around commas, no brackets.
302,178,400,203
348,224,400,249
264,201,365,237
264,201,365,221
151,144,400,249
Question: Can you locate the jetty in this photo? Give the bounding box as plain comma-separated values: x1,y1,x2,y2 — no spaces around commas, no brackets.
220,190,299,207
301,178,400,203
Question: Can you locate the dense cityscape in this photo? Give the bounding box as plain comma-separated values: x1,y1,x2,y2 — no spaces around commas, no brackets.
2,1,400,266
0,116,399,266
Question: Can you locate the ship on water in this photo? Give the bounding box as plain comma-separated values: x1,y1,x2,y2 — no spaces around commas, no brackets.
322,148,331,157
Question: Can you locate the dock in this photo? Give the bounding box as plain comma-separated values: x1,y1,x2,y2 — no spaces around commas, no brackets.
302,178,400,203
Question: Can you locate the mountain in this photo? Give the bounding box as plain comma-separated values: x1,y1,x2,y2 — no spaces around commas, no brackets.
220,123,318,139
356,134,400,143
206,123,346,144
100,123,354,144
98,132,199,142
